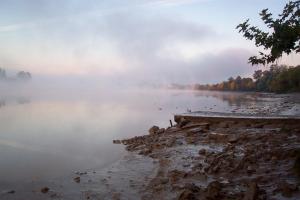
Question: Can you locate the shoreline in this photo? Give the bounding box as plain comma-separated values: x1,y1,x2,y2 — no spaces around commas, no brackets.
1,114,300,199
113,114,300,199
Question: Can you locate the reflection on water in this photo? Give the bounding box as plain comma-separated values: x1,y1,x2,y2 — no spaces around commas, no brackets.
0,90,298,184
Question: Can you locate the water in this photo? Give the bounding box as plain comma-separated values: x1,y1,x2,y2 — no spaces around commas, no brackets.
0,89,299,184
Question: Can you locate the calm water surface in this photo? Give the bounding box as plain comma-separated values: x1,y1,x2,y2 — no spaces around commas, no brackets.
0,89,298,184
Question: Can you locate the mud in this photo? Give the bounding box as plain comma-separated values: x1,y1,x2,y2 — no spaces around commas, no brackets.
115,116,300,200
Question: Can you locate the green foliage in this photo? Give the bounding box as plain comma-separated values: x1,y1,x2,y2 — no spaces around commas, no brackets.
193,65,300,93
236,1,300,65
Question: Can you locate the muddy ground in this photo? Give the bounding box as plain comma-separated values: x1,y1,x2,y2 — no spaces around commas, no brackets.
112,115,300,200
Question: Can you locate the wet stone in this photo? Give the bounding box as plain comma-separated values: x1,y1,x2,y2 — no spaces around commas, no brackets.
41,187,50,194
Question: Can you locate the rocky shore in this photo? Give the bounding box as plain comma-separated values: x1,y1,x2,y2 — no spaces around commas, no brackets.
114,115,300,199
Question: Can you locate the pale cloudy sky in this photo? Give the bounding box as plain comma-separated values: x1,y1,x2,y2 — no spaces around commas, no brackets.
0,0,298,84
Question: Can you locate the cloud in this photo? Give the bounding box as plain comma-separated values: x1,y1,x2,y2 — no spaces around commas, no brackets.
100,12,216,63
0,0,259,85
122,48,258,85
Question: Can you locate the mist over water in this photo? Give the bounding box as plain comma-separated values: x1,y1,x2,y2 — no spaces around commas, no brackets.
0,80,298,184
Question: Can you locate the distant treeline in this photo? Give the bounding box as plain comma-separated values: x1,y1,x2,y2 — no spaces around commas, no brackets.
170,65,300,93
0,68,32,81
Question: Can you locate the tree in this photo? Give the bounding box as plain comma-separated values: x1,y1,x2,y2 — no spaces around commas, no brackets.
236,1,300,65
0,68,6,80
17,71,31,80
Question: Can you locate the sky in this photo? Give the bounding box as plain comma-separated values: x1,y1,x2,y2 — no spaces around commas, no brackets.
0,0,298,85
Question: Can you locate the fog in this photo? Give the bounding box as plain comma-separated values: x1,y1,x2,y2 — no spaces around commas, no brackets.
2,0,296,88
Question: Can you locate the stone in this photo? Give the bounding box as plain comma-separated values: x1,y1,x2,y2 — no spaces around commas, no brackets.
149,126,160,135
228,135,239,143
178,184,201,200
198,149,206,155
205,181,221,199
74,176,81,183
276,181,298,198
208,132,228,143
113,140,121,144
139,149,152,155
157,128,165,134
218,122,229,128
168,170,186,184
176,118,190,128
247,166,256,174
41,187,49,193
243,182,258,200
178,190,196,200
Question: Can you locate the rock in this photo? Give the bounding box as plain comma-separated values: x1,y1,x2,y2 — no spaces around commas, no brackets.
228,135,239,143
41,187,49,193
243,182,258,200
293,151,300,177
168,170,186,184
182,123,210,130
157,128,165,134
185,128,206,137
166,137,176,147
185,136,198,144
160,178,169,184
198,149,206,155
178,190,196,200
271,156,278,162
75,171,87,175
113,140,121,144
139,148,152,155
7,190,15,194
218,122,229,128
205,181,221,199
208,132,228,143
247,166,256,174
178,184,201,200
276,181,298,198
176,117,190,128
112,192,121,200
74,176,81,183
149,126,160,135
252,123,264,128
